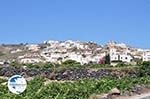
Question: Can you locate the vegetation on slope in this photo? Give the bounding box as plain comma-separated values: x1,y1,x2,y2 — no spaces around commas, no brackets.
0,61,150,99
0,76,150,99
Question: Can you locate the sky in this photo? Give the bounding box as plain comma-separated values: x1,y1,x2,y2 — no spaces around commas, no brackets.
0,0,150,48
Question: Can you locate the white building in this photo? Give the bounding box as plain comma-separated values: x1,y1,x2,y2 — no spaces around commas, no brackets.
110,48,133,63
10,49,22,53
19,58,42,64
26,44,40,52
143,51,150,61
120,54,133,63
64,52,83,64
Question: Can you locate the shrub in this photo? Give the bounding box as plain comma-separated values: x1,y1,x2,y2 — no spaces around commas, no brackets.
89,64,112,68
62,60,80,65
61,60,81,68
42,63,56,69
116,62,128,67
138,61,150,77
0,52,5,56
1,77,150,99
10,61,20,67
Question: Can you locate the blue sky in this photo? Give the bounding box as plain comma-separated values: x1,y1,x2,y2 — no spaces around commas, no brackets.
0,0,150,48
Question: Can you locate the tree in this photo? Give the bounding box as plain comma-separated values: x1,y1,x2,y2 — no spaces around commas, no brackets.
105,54,110,64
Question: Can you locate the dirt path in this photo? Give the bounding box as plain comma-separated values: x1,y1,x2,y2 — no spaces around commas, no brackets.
128,93,150,99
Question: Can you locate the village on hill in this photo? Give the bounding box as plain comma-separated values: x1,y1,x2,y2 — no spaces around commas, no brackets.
0,40,149,66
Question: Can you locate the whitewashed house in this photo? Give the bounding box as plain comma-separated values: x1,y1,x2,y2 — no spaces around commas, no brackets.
110,48,133,63
143,51,150,61
120,54,133,63
20,58,42,64
26,44,40,52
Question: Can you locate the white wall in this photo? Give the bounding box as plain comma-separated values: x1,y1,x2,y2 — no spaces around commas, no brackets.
143,52,150,61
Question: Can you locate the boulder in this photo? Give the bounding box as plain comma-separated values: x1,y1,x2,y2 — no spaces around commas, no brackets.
109,88,121,95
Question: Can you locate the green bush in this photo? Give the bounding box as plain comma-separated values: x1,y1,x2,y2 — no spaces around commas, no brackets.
116,62,128,67
10,61,21,67
42,63,53,69
61,60,81,68
89,64,112,68
142,61,150,66
0,52,5,56
138,61,150,77
62,60,80,65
